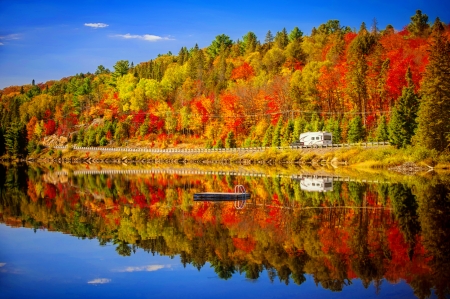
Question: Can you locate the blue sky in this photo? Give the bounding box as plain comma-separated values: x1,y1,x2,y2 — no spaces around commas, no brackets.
0,0,448,89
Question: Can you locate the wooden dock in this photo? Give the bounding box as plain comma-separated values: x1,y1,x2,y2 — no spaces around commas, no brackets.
194,192,250,201
194,185,250,202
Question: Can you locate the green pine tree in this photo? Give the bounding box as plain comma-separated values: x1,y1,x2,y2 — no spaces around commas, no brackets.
5,122,27,157
215,138,224,149
265,30,274,48
99,137,108,146
375,115,389,142
414,18,450,151
407,10,430,37
309,113,323,131
272,118,283,147
139,118,149,137
282,119,295,145
388,67,419,148
274,28,289,49
325,118,342,144
0,127,6,156
288,27,303,42
225,131,236,148
348,116,365,143
262,125,273,147
205,140,213,149
243,137,252,147
293,117,307,141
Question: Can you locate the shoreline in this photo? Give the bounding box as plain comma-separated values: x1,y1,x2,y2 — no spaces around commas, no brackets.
3,144,449,171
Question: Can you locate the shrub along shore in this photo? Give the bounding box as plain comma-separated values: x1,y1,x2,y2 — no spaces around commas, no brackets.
16,144,450,170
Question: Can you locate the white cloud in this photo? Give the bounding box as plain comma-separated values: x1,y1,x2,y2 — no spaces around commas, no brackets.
88,278,111,284
84,23,109,29
0,34,20,40
0,263,5,267
0,43,3,46
114,33,172,42
115,264,167,272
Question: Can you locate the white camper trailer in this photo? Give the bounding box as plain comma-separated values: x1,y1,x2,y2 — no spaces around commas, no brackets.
300,177,333,192
298,131,332,146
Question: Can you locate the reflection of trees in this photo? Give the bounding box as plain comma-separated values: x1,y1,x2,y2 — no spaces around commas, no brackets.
351,208,384,288
210,257,235,280
0,164,28,217
389,184,420,260
114,240,132,256
242,262,263,280
1,166,450,298
414,180,450,299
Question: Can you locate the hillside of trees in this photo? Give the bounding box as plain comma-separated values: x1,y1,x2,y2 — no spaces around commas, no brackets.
1,10,449,157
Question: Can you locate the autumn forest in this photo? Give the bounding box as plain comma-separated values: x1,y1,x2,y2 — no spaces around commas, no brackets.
1,10,450,157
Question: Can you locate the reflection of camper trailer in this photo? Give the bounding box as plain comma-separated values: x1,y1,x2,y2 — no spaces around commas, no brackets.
300,177,333,192
298,131,332,146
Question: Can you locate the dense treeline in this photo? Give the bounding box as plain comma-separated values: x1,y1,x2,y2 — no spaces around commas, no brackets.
1,165,449,298
1,10,449,157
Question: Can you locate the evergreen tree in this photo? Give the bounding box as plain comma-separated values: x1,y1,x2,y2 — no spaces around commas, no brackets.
325,118,342,144
388,68,419,148
139,119,149,137
205,140,213,149
225,131,236,148
408,10,430,37
215,138,224,149
187,45,205,80
348,116,365,142
95,65,110,75
207,34,233,58
242,137,252,147
99,137,108,146
265,30,274,46
285,38,305,63
282,119,295,145
383,24,395,35
262,125,273,147
274,28,289,49
414,19,450,151
241,32,258,54
293,117,307,140
5,122,27,157
0,127,5,156
375,115,389,142
177,47,187,65
288,27,303,42
113,60,130,77
272,118,283,147
309,113,324,131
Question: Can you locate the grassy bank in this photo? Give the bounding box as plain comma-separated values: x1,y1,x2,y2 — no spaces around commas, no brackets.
25,144,450,170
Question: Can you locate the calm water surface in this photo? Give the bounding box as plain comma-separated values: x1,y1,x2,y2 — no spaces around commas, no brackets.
0,164,449,299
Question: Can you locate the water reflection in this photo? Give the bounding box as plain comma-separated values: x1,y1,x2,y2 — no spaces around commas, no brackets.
0,164,449,298
298,176,334,192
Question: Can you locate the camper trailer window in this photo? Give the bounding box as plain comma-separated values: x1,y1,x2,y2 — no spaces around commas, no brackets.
324,135,331,140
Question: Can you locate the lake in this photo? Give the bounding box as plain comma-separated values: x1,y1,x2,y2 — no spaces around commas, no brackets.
0,164,449,299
